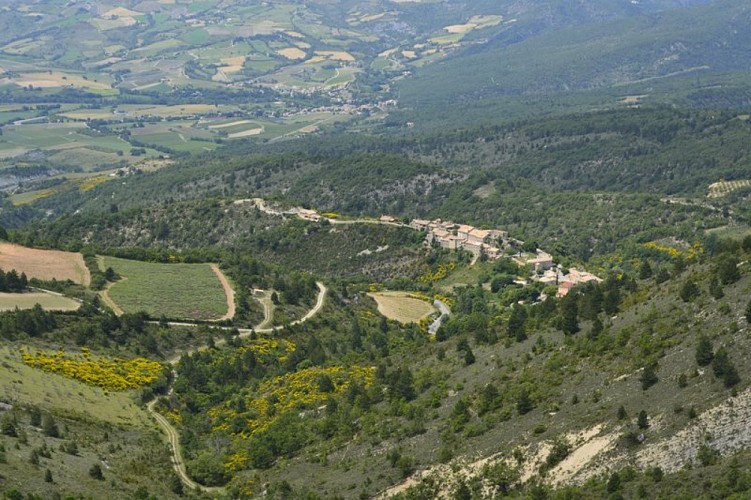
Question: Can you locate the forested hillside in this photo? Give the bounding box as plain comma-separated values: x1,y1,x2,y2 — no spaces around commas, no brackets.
395,0,751,128
3,0,751,498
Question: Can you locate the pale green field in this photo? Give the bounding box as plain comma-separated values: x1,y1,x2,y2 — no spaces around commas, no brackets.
0,345,149,426
0,292,80,312
368,291,435,324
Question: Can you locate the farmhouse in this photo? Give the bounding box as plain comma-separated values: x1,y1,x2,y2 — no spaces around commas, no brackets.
298,208,322,222
550,268,604,297
380,215,396,223
527,251,554,272
556,281,576,297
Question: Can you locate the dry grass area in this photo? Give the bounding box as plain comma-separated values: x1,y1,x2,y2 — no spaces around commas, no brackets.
620,94,649,104
315,50,355,61
220,56,246,73
0,243,90,285
120,104,222,118
708,179,751,198
368,291,435,324
58,109,115,120
445,23,476,33
228,127,264,138
278,47,307,60
208,119,253,129
102,7,142,18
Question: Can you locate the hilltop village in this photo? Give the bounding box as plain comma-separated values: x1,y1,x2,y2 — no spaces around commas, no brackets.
407,217,601,297
249,198,603,298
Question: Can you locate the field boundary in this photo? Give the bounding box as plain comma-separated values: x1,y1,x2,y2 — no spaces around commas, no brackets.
210,264,235,321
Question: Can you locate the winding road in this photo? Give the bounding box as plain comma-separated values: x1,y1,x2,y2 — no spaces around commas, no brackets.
146,282,328,493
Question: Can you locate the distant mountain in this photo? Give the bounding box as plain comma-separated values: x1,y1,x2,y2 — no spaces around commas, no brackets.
396,0,751,126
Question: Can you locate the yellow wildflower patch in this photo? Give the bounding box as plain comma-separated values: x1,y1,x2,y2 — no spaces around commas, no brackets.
210,365,375,438
21,347,163,391
225,451,250,472
643,241,703,262
78,176,110,192
417,263,456,283
240,337,295,357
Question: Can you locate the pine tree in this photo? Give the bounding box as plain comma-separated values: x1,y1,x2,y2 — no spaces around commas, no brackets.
640,363,659,390
603,288,621,315
617,405,627,420
1,414,16,437
695,335,714,366
708,275,724,299
560,294,579,335
464,347,476,366
716,255,740,285
679,280,700,302
44,469,53,483
89,463,104,480
517,389,534,415
639,259,653,280
713,347,740,388
41,415,59,438
508,305,527,342
637,410,649,429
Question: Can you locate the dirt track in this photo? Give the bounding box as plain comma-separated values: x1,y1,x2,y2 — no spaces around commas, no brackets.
146,282,327,492
210,264,235,321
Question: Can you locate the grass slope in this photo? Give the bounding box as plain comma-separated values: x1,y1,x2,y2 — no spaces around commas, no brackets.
0,345,148,426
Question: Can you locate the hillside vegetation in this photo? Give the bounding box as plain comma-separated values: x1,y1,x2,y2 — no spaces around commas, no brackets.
4,1,751,497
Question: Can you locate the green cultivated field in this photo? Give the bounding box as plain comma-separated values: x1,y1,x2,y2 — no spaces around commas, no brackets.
102,257,229,320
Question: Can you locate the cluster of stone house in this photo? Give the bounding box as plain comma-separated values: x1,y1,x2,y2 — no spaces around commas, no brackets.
538,267,603,297
409,219,508,260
